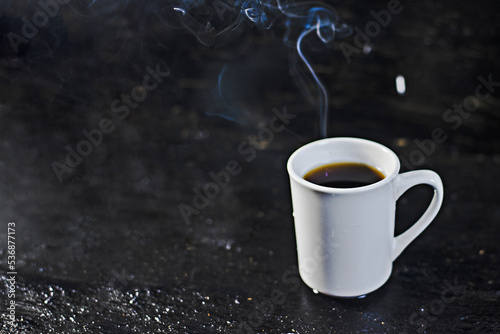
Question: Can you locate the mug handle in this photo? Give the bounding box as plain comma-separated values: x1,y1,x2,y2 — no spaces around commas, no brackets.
392,170,444,261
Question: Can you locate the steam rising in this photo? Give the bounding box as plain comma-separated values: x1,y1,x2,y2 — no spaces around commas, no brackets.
291,6,350,137
164,0,352,137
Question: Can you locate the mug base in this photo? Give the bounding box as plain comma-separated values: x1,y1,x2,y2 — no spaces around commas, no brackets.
300,268,392,298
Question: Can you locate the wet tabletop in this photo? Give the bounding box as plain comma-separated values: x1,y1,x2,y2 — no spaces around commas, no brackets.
0,0,499,333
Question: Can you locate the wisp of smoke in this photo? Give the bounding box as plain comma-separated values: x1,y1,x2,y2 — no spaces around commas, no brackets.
293,6,352,137
160,0,352,137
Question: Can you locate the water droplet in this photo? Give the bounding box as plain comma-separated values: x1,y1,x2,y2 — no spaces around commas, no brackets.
312,289,319,294
396,75,406,95
362,44,373,54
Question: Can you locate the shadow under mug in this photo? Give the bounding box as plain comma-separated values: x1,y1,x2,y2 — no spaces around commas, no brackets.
287,137,444,297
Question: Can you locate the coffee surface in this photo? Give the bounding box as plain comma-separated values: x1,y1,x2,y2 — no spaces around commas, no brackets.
304,162,385,188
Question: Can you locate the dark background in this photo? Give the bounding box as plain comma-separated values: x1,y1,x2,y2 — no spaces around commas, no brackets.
0,0,499,333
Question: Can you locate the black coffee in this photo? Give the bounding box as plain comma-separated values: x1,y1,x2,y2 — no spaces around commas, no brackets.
304,162,385,188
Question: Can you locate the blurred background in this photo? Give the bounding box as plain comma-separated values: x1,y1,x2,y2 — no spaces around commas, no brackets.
0,0,499,333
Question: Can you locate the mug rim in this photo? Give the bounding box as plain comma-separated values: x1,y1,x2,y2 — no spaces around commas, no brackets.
287,137,401,193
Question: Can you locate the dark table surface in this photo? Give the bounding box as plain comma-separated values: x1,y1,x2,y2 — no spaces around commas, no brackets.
1,0,499,333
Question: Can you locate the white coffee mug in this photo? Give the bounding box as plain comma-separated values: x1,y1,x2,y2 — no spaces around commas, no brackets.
287,137,444,297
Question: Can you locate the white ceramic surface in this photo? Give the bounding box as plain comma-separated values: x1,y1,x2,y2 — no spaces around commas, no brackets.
287,137,444,297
